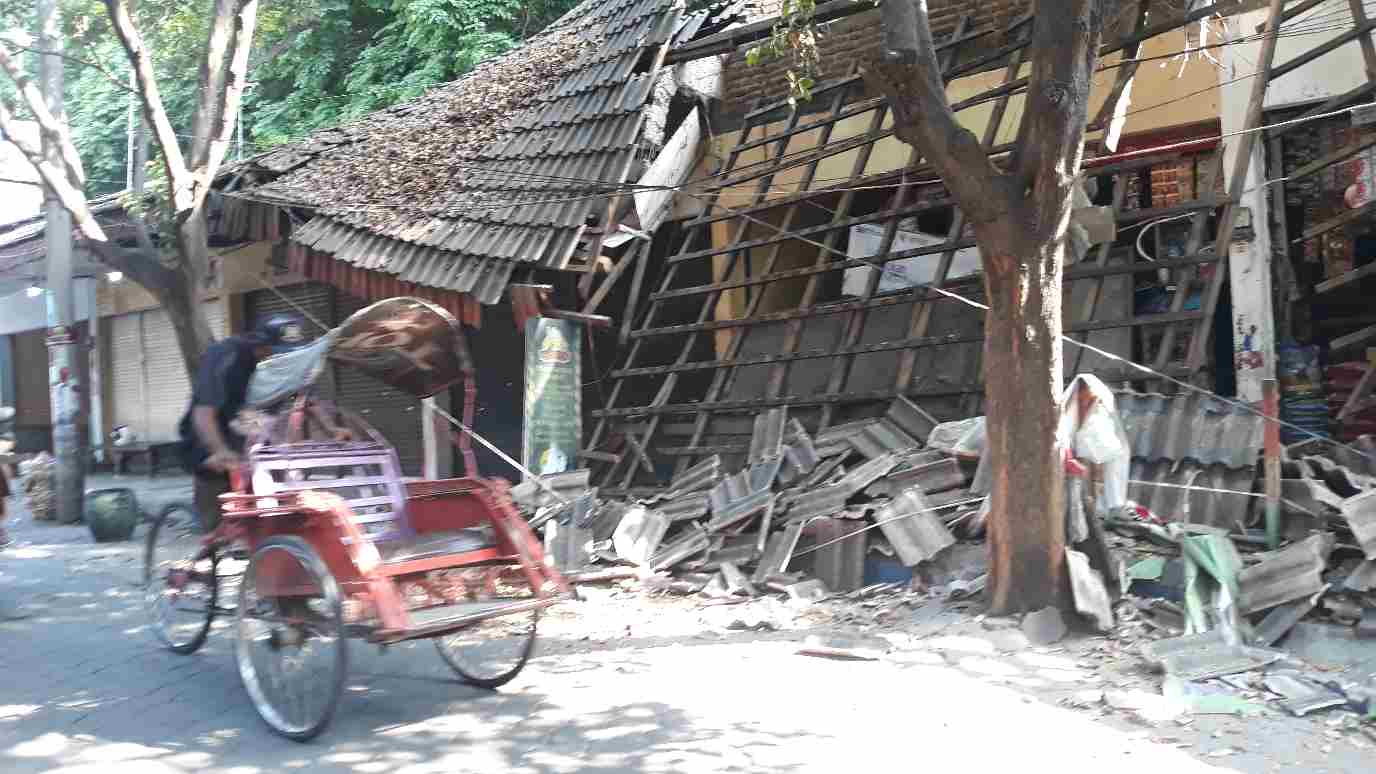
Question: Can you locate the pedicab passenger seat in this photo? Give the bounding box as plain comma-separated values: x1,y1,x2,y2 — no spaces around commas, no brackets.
248,439,496,564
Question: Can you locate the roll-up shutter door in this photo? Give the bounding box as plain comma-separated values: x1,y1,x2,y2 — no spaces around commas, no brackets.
109,312,145,435
109,301,229,442
333,292,424,475
245,283,335,336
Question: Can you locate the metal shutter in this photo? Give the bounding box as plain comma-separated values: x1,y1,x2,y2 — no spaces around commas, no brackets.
117,301,229,442
142,309,193,441
246,283,335,336
109,312,146,435
333,292,425,475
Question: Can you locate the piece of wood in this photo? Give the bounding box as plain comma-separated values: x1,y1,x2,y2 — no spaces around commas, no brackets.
1269,21,1376,82
1189,0,1287,372
1315,260,1376,295
1332,323,1376,354
1298,200,1376,243
1285,134,1376,185
1337,363,1376,421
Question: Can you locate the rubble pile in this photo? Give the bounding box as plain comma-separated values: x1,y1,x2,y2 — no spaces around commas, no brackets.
517,373,1376,723
514,396,994,599
1069,388,1376,723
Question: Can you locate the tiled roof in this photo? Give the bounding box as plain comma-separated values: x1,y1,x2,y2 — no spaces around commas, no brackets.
230,0,684,302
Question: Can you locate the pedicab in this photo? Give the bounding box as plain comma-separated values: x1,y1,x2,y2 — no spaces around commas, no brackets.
142,298,570,741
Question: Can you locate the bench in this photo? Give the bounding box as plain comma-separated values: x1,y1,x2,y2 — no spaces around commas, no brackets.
111,441,183,478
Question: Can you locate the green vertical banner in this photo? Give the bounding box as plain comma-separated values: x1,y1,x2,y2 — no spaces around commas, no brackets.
523,318,582,480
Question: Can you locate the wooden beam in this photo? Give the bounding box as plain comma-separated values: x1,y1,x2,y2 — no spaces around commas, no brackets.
1285,133,1376,184
1332,323,1376,353
1315,260,1376,295
1270,22,1376,82
1189,0,1287,372
1295,200,1376,243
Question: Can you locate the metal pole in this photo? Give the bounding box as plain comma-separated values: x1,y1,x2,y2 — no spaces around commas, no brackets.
38,0,84,525
87,279,104,464
1263,378,1282,549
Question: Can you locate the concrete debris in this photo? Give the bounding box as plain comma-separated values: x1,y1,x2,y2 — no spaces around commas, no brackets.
1103,688,1185,725
611,506,670,568
718,561,757,596
1022,607,1068,646
783,578,828,603
1141,631,1283,681
796,634,883,661
1066,548,1115,632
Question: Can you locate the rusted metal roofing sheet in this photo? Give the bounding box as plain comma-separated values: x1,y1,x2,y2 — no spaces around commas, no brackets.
1116,391,1265,469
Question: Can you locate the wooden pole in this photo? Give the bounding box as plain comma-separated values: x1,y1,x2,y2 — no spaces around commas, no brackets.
1262,378,1281,549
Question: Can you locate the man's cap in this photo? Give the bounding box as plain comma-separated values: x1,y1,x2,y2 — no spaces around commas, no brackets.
247,313,310,352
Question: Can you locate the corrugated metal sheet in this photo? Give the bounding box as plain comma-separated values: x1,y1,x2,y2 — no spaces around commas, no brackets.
1126,459,1257,529
1116,391,1265,469
234,0,682,303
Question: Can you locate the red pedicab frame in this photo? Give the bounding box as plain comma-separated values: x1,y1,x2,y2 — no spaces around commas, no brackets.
142,298,570,741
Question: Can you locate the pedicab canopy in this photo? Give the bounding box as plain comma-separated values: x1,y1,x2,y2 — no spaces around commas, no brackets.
246,297,474,408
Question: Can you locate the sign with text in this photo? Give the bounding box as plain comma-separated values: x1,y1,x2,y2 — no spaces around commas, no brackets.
522,318,582,480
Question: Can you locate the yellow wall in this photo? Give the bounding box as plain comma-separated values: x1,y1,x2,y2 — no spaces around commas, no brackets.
706,29,1223,207
695,28,1225,327
96,239,303,326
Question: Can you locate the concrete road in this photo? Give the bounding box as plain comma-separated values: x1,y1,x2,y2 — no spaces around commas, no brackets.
0,485,1366,773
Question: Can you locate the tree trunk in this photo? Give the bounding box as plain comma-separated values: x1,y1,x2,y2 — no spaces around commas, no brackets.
168,213,216,377
977,224,1069,615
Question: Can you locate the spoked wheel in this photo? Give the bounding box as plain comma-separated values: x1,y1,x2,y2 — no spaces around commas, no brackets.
235,536,347,742
434,569,540,689
144,505,217,654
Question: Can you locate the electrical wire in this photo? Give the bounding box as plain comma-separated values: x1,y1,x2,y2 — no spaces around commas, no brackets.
673,186,1376,466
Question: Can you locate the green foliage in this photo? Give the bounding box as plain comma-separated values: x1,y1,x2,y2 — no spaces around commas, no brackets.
3,0,582,198
744,0,821,106
247,0,582,146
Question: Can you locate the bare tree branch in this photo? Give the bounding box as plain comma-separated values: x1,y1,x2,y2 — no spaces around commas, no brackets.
2,43,136,95
0,44,87,186
189,0,244,172
83,236,173,291
197,0,258,181
862,0,1012,224
0,97,103,242
103,0,191,204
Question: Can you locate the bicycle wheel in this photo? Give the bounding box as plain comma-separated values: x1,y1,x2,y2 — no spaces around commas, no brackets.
433,569,539,689
143,505,217,654
235,536,347,742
